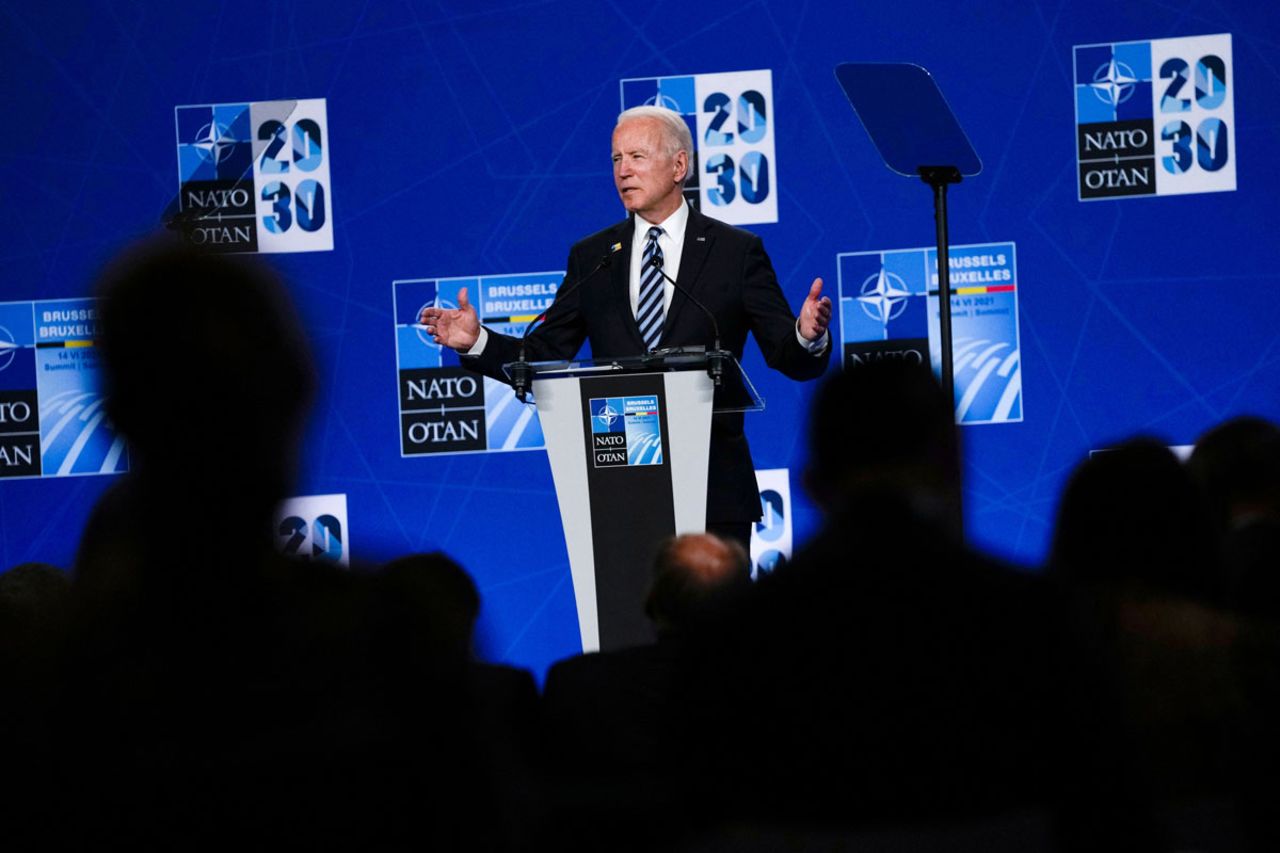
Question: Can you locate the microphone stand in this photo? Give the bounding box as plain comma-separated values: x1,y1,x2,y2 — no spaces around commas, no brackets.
647,255,726,387
511,247,619,402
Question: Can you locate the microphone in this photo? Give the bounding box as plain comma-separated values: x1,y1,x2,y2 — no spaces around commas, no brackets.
510,244,622,402
646,254,727,386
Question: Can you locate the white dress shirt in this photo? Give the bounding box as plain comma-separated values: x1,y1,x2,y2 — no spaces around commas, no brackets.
630,201,689,316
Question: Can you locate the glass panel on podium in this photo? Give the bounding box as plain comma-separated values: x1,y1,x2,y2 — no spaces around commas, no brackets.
502,346,764,414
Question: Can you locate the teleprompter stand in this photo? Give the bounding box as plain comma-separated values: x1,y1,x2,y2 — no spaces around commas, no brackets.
506,349,761,652
834,63,982,419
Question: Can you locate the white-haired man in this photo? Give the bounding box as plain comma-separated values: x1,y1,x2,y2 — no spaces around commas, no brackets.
422,106,830,547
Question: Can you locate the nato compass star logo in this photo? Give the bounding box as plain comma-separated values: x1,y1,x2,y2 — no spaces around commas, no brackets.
415,297,457,349
644,93,684,112
594,403,620,431
857,268,912,324
190,120,240,166
1091,58,1139,106
0,326,17,371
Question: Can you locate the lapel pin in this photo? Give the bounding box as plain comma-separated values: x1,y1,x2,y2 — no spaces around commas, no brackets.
611,242,622,252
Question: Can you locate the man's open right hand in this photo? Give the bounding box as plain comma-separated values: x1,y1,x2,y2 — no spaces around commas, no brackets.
418,286,480,351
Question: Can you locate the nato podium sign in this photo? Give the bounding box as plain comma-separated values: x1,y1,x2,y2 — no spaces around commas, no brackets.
517,351,761,652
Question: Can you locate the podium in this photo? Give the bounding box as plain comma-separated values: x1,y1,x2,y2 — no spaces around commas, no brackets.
507,348,762,652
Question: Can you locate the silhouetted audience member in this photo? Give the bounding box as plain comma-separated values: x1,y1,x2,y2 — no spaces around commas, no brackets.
543,534,747,769
1050,438,1247,845
0,562,71,689
672,361,1140,849
1187,416,1280,847
0,562,71,841
1051,438,1217,602
1187,416,1280,618
538,533,748,849
644,532,749,636
378,551,540,848
57,240,493,848
380,550,486,662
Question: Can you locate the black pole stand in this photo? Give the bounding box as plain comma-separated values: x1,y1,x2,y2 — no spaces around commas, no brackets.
836,63,981,540
918,165,962,413
919,165,964,533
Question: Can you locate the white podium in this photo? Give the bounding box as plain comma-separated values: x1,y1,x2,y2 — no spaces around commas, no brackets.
510,349,762,652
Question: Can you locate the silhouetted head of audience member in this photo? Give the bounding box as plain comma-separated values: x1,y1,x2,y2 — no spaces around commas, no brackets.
1051,437,1215,600
1187,416,1280,619
379,551,481,660
804,360,960,527
0,562,70,680
1187,415,1280,533
95,239,315,519
644,533,748,636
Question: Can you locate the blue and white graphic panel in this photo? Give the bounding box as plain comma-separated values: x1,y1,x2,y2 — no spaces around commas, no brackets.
174,98,333,252
393,271,562,456
621,69,777,225
0,299,127,479
751,468,792,580
274,493,349,566
589,395,664,468
836,243,1023,425
1073,33,1234,200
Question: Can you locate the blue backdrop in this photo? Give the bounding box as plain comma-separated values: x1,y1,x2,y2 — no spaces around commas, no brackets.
2,0,1277,679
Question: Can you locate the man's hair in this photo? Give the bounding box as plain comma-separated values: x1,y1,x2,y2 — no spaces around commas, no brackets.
805,360,959,510
616,105,693,174
379,551,481,658
644,533,747,633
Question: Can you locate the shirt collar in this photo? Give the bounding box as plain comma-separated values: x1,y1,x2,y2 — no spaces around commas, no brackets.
635,198,689,242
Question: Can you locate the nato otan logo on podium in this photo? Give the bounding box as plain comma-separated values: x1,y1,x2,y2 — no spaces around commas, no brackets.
621,69,777,225
393,272,562,456
589,396,664,468
1073,34,1235,200
836,243,1023,426
0,299,128,479
174,99,333,252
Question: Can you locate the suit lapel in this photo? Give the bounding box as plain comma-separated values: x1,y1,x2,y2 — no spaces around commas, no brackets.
660,205,714,346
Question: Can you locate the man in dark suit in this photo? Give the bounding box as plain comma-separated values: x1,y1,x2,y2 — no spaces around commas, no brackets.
537,533,749,848
421,105,831,545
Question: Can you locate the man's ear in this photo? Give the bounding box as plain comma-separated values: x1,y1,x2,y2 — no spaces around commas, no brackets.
673,149,688,185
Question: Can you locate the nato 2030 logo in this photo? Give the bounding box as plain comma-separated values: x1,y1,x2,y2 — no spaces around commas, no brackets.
0,299,128,479
621,69,777,225
1073,34,1235,200
174,99,333,252
589,395,663,468
393,272,562,456
751,468,792,581
274,493,348,566
836,243,1023,425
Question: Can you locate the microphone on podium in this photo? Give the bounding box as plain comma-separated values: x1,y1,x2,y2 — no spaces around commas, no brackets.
510,244,621,402
646,254,727,386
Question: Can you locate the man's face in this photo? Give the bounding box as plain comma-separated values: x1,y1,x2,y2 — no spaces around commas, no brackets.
612,117,688,223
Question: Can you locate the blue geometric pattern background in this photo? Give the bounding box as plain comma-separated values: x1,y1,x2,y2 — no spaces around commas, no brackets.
1,1,1277,681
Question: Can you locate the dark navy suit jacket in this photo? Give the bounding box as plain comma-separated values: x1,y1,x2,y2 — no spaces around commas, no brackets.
466,205,829,523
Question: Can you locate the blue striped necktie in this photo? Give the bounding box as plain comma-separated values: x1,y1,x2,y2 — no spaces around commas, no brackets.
637,226,665,351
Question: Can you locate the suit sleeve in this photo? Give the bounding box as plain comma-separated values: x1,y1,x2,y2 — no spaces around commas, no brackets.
740,234,831,382
463,247,592,384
